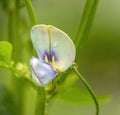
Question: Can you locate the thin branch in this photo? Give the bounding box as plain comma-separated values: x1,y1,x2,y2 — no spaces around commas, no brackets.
24,0,37,26
73,67,99,115
74,0,99,59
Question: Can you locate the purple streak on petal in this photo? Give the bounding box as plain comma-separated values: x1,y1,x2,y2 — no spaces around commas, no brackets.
42,50,58,63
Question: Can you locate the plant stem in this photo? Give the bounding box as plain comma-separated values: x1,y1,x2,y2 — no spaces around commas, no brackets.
73,67,99,115
8,1,23,115
73,0,99,114
24,0,37,26
8,0,23,62
24,0,37,55
24,1,47,115
34,87,47,115
8,1,17,43
74,0,99,58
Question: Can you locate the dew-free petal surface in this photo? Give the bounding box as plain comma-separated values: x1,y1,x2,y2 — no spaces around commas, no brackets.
48,25,76,72
31,25,50,61
31,24,76,72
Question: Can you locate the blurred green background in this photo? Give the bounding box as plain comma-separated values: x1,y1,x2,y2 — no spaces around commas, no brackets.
0,0,120,115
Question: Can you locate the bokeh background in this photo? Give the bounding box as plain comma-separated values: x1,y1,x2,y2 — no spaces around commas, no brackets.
0,0,120,115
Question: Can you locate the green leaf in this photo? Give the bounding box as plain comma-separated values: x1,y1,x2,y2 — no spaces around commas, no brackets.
55,85,110,105
47,69,78,100
0,68,46,115
0,41,12,67
0,85,18,115
59,70,78,91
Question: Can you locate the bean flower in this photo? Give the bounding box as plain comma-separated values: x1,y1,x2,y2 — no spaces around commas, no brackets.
30,24,76,86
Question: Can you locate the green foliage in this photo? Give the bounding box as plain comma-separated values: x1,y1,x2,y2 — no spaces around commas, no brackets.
0,74,46,115
0,0,25,11
0,0,8,11
0,0,109,115
59,70,78,90
0,41,12,67
15,77,46,115
55,85,110,105
0,85,17,115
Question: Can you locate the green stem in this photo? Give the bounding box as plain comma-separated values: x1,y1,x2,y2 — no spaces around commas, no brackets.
8,1,17,43
73,67,99,115
24,0,37,26
45,91,48,115
8,0,23,62
24,0,37,55
23,1,46,114
35,87,47,115
8,1,23,115
74,0,99,58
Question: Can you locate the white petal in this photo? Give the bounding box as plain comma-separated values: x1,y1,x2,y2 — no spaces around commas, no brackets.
31,24,76,72
48,25,76,72
31,25,49,61
30,56,57,86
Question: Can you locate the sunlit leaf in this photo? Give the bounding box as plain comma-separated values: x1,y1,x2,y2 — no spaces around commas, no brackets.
0,41,12,67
